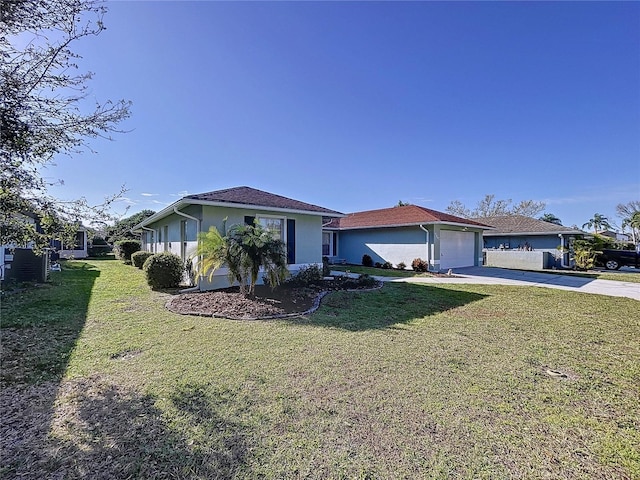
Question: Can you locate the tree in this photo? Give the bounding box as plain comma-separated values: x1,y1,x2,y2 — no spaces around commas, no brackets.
395,200,411,207
225,223,288,296
446,194,546,218
106,210,156,243
616,201,640,244
582,213,611,234
621,211,640,245
1,0,131,250
190,226,227,282
539,213,562,225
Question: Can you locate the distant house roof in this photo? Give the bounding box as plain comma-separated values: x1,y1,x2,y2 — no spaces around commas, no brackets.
476,215,584,236
132,186,343,231
324,205,493,230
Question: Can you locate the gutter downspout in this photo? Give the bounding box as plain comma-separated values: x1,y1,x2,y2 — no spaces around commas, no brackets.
419,224,430,271
173,206,202,292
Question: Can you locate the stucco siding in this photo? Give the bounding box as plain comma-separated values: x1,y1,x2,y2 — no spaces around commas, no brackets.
140,205,325,290
483,235,562,251
200,206,323,264
339,227,428,267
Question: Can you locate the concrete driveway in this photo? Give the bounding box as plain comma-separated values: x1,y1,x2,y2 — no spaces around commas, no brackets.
371,266,640,301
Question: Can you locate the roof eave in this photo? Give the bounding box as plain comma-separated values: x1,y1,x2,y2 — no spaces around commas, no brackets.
333,221,494,231
130,198,344,233
483,230,585,236
130,199,188,232
185,198,344,217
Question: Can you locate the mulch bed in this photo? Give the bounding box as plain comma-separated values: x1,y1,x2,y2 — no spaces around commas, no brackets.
166,281,381,320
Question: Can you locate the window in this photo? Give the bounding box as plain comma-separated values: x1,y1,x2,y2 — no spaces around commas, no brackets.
322,232,331,256
258,216,284,241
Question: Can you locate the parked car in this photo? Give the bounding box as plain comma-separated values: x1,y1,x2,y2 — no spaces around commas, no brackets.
597,248,640,270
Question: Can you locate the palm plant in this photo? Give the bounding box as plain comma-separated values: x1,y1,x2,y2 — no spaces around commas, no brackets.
621,211,640,245
539,213,562,225
190,226,227,283
225,223,288,296
582,213,611,233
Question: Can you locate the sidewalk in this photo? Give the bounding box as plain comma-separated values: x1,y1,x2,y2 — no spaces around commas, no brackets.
334,267,640,301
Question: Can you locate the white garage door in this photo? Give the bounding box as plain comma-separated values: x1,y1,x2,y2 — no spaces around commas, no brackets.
440,230,475,269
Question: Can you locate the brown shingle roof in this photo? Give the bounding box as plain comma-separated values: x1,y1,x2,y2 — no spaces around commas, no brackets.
186,186,343,216
476,215,584,235
325,205,492,229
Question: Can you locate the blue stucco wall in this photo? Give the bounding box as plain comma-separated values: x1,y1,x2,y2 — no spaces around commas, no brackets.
338,227,429,267
483,235,562,251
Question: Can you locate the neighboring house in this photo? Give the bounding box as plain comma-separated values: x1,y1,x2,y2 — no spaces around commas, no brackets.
476,215,585,269
50,228,89,259
1,213,49,283
323,205,492,271
598,230,631,243
131,186,344,290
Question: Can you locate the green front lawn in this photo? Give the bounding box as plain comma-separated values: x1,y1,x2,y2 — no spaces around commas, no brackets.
2,259,638,479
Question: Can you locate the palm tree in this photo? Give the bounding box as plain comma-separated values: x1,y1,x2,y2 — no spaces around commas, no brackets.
621,211,640,245
225,223,288,296
582,213,611,233
190,226,227,283
539,213,562,225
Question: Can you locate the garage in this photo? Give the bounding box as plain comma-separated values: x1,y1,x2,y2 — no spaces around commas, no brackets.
440,230,476,269
324,204,490,271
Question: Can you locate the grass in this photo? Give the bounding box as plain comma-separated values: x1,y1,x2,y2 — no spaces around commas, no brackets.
331,263,640,283
1,258,639,479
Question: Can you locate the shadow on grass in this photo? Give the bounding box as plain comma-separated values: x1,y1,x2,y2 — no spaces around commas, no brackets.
1,378,256,479
1,261,99,384
1,261,257,478
288,283,488,331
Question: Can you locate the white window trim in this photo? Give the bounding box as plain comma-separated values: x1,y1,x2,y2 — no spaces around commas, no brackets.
256,214,287,244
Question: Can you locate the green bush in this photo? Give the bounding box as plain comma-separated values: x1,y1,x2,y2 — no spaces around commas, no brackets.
336,273,378,290
286,264,323,287
88,236,112,257
143,252,184,289
411,258,428,272
132,251,154,269
396,262,406,270
115,239,141,263
322,256,330,276
382,261,393,269
362,254,373,267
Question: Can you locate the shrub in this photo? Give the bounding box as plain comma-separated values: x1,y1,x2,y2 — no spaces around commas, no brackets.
382,261,393,269
322,256,330,276
411,258,428,272
362,254,373,267
374,262,382,268
286,264,323,287
88,236,112,257
571,239,601,271
115,239,141,263
396,262,406,270
337,273,378,290
143,252,184,289
132,251,154,269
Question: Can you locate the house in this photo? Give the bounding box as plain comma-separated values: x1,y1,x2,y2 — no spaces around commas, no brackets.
323,205,492,271
1,213,50,284
598,230,632,243
476,215,585,269
1,222,90,283
131,186,344,290
50,227,89,259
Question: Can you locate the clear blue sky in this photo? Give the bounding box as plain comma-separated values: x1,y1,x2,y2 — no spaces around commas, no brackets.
48,0,640,230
